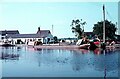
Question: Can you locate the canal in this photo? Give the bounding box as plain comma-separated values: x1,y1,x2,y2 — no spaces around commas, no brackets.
0,46,119,78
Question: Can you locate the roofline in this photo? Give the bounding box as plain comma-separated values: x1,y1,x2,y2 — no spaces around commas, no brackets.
0,30,19,31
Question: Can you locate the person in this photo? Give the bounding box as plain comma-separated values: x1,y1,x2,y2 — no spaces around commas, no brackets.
110,41,115,46
80,36,89,45
106,41,110,46
89,42,98,50
93,35,100,42
93,35,100,48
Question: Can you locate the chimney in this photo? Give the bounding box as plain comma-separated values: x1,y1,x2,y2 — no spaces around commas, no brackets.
38,27,40,31
37,27,40,34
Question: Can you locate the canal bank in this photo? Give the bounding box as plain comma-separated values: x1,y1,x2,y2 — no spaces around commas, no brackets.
29,44,120,50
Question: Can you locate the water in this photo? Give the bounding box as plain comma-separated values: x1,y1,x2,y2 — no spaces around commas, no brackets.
0,46,119,77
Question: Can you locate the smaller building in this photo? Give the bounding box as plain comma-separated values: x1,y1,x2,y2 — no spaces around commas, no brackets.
0,30,19,40
84,32,95,39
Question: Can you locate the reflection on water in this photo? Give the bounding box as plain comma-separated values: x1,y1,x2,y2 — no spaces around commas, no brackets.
0,47,21,61
0,46,119,77
1,52,19,60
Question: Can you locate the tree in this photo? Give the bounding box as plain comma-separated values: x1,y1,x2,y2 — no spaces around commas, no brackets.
70,19,86,39
93,20,117,40
53,36,58,43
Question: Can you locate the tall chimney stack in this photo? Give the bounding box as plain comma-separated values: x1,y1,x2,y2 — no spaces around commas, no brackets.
37,27,41,34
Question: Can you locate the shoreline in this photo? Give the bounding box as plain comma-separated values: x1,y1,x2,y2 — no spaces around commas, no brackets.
33,45,81,49
27,44,120,50
1,43,119,50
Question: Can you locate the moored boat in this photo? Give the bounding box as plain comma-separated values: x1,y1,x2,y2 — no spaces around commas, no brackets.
78,44,90,49
0,41,15,47
1,43,15,47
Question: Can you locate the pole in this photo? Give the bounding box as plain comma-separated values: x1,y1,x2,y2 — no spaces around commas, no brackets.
83,24,84,36
52,24,53,35
116,22,118,34
103,4,105,43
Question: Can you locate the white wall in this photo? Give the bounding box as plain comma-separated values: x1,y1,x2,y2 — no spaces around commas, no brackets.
11,38,43,44
6,34,53,44
65,39,75,43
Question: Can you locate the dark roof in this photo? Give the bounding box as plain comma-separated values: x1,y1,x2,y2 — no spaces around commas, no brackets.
37,30,51,35
0,30,19,36
84,32,94,35
7,34,49,38
60,38,77,40
1,30,52,38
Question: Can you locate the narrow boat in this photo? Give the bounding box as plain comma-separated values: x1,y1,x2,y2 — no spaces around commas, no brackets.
0,41,15,47
1,43,15,47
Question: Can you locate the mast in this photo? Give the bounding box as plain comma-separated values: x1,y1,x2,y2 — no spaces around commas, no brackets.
103,4,105,43
52,24,53,35
116,22,118,35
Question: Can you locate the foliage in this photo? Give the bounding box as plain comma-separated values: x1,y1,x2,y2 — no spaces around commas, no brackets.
53,36,58,43
70,19,86,39
93,20,117,40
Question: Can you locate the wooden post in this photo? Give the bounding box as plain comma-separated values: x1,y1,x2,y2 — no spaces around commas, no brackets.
103,4,105,43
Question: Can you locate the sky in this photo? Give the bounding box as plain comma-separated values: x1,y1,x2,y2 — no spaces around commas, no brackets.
0,0,119,38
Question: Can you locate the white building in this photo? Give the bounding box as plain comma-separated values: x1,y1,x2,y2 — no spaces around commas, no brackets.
0,27,53,44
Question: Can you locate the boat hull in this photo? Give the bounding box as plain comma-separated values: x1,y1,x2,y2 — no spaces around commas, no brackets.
78,44,90,49
1,44,15,47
